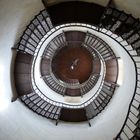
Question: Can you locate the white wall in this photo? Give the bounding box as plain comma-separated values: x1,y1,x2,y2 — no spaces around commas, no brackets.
0,0,44,99
0,0,44,139
114,0,140,18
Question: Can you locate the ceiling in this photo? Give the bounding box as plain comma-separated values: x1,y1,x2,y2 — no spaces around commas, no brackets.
45,0,140,18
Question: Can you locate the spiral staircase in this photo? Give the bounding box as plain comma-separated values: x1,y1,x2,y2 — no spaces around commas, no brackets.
11,1,140,140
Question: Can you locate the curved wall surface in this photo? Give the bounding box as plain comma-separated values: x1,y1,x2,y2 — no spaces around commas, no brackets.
0,0,140,140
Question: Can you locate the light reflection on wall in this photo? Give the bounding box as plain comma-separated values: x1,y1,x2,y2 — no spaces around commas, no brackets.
0,64,9,111
117,59,123,86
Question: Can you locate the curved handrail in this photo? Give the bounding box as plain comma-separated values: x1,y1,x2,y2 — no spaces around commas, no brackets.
16,9,53,55
41,33,102,93
31,23,119,109
31,24,107,108
98,7,139,139
102,29,138,140
31,22,139,136
13,7,140,136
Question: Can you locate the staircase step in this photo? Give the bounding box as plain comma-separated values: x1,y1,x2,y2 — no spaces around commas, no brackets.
60,108,87,122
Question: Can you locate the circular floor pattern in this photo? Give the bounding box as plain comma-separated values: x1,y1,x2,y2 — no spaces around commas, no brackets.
52,46,93,84
39,30,104,97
